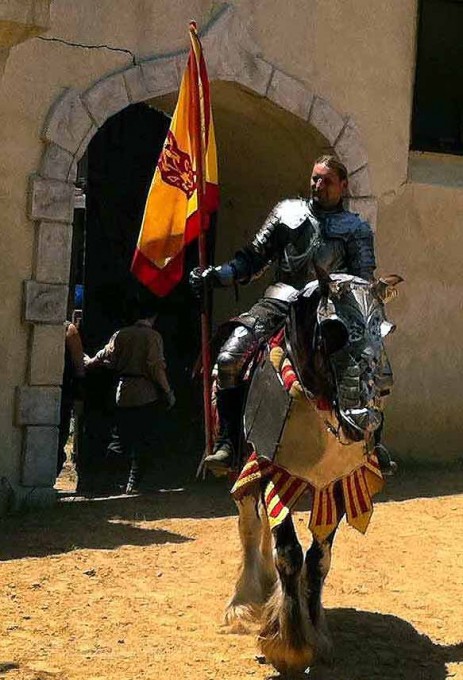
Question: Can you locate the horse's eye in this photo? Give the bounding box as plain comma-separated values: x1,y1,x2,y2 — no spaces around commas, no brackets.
320,319,349,354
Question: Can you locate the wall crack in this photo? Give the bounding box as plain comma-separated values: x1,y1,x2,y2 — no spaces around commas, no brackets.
37,36,137,65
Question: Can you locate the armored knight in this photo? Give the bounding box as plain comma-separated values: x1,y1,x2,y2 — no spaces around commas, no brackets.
190,155,394,474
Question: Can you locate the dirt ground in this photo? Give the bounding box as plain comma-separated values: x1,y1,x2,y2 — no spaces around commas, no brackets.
1,462,463,680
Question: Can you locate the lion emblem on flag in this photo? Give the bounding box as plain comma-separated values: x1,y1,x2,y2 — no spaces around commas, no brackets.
158,131,195,198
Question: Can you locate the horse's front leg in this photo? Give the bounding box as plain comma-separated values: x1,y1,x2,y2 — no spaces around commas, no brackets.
225,492,276,627
304,528,337,665
259,515,317,674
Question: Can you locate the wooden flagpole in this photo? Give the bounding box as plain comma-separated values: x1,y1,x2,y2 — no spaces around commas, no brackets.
189,22,213,462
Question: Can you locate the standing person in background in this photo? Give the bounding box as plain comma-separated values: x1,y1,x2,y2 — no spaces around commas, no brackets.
84,304,175,494
57,317,85,476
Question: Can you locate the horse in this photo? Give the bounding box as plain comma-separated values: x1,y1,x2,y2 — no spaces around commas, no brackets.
224,271,402,675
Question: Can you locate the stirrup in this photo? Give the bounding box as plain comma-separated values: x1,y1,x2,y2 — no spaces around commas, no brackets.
374,444,398,477
204,440,234,476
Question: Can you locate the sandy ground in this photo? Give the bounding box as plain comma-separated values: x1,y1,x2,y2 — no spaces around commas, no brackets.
1,462,463,680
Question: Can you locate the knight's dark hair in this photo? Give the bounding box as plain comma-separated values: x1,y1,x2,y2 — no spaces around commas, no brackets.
314,155,348,182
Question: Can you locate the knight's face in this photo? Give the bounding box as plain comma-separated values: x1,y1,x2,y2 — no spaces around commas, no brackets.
310,163,347,209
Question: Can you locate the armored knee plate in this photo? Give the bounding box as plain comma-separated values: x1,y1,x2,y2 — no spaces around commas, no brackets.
217,326,258,388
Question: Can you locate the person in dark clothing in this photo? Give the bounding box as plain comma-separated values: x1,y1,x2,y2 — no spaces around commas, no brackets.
84,310,175,494
57,319,85,476
190,155,395,475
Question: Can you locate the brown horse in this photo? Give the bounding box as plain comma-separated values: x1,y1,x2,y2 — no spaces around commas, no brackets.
224,273,402,674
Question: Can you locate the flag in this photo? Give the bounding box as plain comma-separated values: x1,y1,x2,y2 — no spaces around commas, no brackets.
131,22,219,296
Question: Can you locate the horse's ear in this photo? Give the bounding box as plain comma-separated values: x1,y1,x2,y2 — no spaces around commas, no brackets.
314,260,333,299
373,274,404,303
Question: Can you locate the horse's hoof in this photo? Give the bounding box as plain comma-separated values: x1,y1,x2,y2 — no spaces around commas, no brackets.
259,636,315,675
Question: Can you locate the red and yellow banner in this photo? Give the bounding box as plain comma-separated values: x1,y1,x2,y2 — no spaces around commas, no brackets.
131,22,219,296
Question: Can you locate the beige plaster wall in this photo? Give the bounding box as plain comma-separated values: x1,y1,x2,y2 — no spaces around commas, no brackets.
49,0,212,60
240,0,419,196
377,184,463,462
0,0,51,48
0,66,37,479
0,48,10,77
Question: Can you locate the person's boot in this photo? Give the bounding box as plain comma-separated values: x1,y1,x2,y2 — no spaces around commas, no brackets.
125,459,142,494
125,480,140,495
374,443,398,477
203,385,245,475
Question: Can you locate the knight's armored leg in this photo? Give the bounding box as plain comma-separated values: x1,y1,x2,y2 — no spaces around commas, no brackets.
373,353,397,477
204,298,289,473
203,326,256,473
204,384,247,473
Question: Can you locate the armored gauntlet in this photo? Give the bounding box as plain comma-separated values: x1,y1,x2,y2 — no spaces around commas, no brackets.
189,264,236,299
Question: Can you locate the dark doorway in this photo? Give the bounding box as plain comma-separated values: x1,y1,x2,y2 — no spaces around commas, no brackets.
411,0,463,155
84,104,170,351
70,103,210,493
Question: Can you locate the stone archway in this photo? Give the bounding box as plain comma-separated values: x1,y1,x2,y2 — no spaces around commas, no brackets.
17,3,377,492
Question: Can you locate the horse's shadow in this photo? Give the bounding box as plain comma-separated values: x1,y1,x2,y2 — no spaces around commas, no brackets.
266,608,463,680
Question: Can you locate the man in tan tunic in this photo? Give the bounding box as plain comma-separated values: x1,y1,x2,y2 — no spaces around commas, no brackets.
85,308,175,494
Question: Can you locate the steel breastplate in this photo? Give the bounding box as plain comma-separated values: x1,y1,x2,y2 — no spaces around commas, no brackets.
275,212,348,289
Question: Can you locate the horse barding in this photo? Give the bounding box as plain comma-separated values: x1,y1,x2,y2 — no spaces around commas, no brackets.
222,271,402,675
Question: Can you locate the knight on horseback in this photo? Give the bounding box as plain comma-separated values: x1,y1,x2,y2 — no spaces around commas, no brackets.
190,155,395,475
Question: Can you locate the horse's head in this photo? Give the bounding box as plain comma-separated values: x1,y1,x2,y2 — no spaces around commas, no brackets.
286,272,402,443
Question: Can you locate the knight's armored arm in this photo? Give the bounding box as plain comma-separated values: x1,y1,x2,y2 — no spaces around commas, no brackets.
345,222,376,281
189,203,283,295
228,204,283,284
